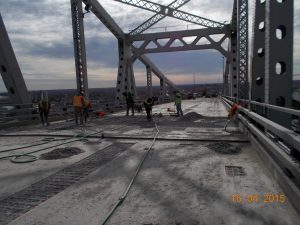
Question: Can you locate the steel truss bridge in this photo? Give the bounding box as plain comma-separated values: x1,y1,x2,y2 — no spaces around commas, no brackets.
0,0,296,125
0,0,294,112
0,0,300,215
0,0,294,116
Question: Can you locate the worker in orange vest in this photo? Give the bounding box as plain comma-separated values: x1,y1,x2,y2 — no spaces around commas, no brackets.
83,98,91,123
73,92,85,125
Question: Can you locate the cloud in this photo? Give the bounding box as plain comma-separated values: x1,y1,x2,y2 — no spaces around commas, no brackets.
0,0,299,93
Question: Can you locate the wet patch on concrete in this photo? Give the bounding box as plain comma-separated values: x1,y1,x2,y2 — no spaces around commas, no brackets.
41,147,84,160
206,142,242,154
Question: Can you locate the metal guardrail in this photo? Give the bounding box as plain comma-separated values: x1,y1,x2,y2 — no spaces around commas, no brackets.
0,101,125,125
222,97,300,184
221,96,300,213
221,96,300,155
0,103,73,124
223,96,300,117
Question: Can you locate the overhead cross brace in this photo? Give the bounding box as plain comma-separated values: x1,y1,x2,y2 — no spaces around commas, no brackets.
130,27,229,58
113,0,227,28
129,0,190,35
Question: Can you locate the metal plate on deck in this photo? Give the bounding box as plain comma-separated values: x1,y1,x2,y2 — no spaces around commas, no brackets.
225,165,246,177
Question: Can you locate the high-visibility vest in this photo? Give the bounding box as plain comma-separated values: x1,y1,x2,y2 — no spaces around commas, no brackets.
39,100,49,111
175,93,181,105
73,95,83,107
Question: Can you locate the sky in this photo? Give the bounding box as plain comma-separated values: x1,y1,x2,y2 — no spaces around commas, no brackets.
0,0,299,92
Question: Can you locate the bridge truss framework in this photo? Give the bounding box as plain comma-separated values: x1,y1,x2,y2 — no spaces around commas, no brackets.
0,0,294,127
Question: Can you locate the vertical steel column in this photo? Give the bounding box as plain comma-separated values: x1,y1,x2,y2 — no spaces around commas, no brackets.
229,0,238,98
229,36,238,98
160,78,166,103
115,39,137,107
146,65,153,97
265,0,293,128
223,46,230,96
70,0,88,97
0,14,31,105
115,40,127,107
251,0,266,115
128,64,137,97
237,0,249,100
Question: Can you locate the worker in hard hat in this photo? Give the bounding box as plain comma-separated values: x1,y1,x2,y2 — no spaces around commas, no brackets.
83,98,91,123
144,97,154,121
73,92,85,125
38,99,50,126
175,91,183,117
123,92,134,116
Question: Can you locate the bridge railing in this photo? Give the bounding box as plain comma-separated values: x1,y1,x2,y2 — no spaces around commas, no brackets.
221,96,300,189
222,96,300,153
0,103,74,126
223,96,300,117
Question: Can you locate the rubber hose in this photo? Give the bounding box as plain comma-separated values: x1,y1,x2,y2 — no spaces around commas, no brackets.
0,131,101,162
99,123,159,225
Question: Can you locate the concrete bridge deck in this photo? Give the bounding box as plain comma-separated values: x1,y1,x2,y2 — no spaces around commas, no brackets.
0,98,299,225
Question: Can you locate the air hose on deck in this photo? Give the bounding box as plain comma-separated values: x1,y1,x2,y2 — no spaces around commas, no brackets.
0,130,103,163
0,123,131,163
99,123,160,225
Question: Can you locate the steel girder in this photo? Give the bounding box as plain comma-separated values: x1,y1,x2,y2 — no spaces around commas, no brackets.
146,65,153,97
82,0,125,40
159,78,166,103
70,0,89,97
138,55,179,92
82,0,179,106
251,0,266,115
0,14,31,105
228,0,238,98
113,0,226,28
130,27,229,58
264,0,293,128
237,0,249,100
115,40,137,107
223,42,230,96
129,0,190,35
228,0,248,100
